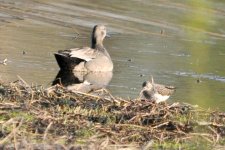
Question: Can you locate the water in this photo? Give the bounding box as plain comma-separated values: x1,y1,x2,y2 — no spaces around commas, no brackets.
0,0,225,110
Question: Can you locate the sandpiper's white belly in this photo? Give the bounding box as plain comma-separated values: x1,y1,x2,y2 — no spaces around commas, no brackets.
153,93,170,103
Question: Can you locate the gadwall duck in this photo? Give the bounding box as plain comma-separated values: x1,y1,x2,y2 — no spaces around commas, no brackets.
140,76,175,103
54,25,113,72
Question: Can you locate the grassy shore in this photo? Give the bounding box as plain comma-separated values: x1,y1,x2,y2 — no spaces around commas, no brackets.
0,78,224,149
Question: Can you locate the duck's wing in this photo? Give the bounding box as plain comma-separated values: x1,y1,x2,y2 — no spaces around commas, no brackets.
154,84,175,96
57,47,97,62
69,47,97,61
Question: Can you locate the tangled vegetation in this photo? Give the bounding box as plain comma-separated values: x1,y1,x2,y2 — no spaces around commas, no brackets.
0,78,224,149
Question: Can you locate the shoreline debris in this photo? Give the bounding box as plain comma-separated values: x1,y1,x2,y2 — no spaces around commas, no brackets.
0,79,224,149
0,58,7,65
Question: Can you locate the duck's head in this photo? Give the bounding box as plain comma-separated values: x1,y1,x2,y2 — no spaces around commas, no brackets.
91,25,107,48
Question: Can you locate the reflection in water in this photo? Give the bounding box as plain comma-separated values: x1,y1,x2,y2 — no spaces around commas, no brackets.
52,70,113,93
184,1,214,106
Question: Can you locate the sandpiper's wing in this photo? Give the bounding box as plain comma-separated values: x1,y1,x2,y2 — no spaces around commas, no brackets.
58,47,97,62
154,84,175,96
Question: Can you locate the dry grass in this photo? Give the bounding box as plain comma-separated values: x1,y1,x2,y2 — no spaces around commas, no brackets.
0,78,224,149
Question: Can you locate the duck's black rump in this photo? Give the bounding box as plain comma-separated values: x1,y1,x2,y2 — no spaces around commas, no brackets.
54,52,83,71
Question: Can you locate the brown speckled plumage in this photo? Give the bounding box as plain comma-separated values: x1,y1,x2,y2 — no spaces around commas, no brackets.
140,77,175,103
153,84,175,96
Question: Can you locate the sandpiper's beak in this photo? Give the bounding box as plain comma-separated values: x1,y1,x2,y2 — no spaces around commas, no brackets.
150,75,154,84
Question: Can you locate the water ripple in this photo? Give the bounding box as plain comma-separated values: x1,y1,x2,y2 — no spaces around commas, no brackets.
175,71,225,83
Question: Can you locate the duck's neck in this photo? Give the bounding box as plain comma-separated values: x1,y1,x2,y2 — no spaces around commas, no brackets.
91,38,105,51
91,39,111,59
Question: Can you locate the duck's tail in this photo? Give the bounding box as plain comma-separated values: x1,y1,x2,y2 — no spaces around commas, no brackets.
54,53,83,71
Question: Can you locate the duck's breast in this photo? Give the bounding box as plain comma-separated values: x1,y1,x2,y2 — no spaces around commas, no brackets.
85,54,113,72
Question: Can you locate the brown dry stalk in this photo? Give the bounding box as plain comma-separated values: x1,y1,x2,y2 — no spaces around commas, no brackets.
0,80,224,148
0,118,23,145
43,122,53,141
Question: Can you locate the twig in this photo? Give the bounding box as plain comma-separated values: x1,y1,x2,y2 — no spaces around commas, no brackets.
115,124,150,130
152,122,169,129
13,123,18,150
99,136,109,149
75,91,102,99
120,133,140,142
189,133,214,143
0,102,21,110
0,118,23,144
17,75,33,93
208,126,220,144
43,122,53,141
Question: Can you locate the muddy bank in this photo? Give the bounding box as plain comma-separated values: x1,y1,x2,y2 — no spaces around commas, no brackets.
1,0,225,110
0,79,225,149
